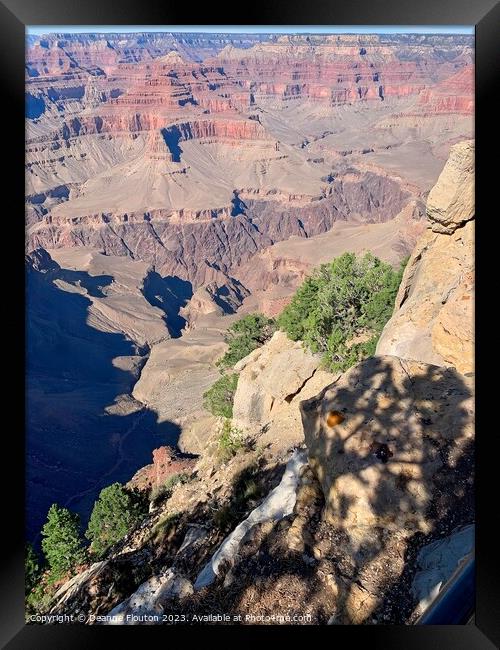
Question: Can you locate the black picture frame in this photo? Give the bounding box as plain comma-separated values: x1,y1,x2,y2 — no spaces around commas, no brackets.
3,0,498,645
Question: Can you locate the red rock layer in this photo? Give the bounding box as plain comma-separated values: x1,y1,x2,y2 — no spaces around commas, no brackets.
127,446,195,493
417,67,474,115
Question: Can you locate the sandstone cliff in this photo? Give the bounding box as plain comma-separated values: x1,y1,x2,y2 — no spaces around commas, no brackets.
232,331,337,454
376,140,474,374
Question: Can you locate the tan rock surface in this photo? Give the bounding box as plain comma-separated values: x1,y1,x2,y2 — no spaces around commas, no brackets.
426,140,474,234
233,332,318,426
301,355,473,537
232,331,338,452
432,270,474,374
376,140,474,374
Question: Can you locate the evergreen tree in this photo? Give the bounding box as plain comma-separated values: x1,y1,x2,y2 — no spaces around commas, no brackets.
41,504,86,579
278,252,407,372
217,313,276,370
86,483,147,557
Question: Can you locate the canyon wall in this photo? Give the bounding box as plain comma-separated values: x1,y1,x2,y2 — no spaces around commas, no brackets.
26,32,474,298
26,33,475,625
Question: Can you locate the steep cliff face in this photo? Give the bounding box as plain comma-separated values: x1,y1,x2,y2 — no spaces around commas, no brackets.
376,140,474,374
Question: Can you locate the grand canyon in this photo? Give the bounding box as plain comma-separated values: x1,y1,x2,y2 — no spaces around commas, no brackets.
25,30,474,624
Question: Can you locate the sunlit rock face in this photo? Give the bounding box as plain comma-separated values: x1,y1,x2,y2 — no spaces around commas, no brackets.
376,140,474,375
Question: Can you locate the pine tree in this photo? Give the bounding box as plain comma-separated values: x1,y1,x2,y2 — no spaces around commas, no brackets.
216,313,276,370
41,504,86,579
85,483,147,557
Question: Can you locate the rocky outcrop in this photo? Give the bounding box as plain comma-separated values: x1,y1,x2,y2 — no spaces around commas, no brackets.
233,331,319,428
376,140,474,374
295,144,474,618
232,331,337,452
426,139,474,234
127,446,196,493
300,355,474,623
43,350,474,626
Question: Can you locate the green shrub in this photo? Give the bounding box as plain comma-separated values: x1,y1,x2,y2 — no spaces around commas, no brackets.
203,373,239,418
217,313,276,370
150,512,180,544
278,252,407,372
150,473,190,503
25,543,41,595
213,504,237,532
26,580,54,616
41,504,86,580
85,483,148,558
217,419,245,462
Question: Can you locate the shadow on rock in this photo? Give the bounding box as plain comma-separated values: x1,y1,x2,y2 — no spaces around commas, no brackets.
299,355,474,623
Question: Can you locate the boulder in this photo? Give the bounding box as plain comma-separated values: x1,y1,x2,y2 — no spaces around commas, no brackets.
300,355,474,622
301,355,473,536
232,331,322,430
